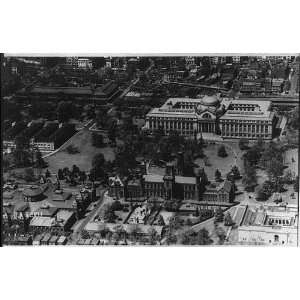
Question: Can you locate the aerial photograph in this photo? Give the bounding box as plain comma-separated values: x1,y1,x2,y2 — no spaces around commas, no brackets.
2,55,299,246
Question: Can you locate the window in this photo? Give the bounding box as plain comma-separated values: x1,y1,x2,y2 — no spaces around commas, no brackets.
274,235,279,242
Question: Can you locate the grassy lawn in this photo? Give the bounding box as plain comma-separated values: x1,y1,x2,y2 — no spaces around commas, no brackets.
148,142,244,181
45,130,115,173
194,143,243,181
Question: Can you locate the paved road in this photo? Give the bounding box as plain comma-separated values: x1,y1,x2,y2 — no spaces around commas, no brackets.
69,189,106,242
119,58,155,99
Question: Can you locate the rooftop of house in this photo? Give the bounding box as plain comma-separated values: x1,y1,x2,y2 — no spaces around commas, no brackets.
108,175,124,187
23,184,48,198
205,180,233,193
84,222,163,236
30,210,74,228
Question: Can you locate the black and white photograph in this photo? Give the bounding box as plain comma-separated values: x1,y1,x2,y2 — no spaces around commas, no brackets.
2,54,299,246
1,1,299,300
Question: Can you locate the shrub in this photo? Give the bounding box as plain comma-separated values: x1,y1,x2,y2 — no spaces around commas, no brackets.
217,145,228,158
66,144,80,154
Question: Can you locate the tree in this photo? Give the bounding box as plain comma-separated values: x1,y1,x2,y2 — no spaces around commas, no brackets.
244,146,262,166
224,212,235,226
214,208,224,223
217,145,228,158
24,168,35,182
66,144,80,154
148,227,159,245
57,101,73,123
35,149,47,169
113,225,126,242
166,231,177,245
13,135,32,167
45,169,51,178
91,153,106,179
231,166,241,180
58,169,64,180
239,138,249,150
242,162,257,191
129,224,141,242
181,230,194,245
103,204,116,223
92,132,104,148
197,228,213,245
168,214,182,232
256,188,269,201
72,164,80,176
282,170,295,184
79,171,87,184
266,158,284,185
294,176,299,192
215,226,226,245
156,215,165,226
215,169,222,182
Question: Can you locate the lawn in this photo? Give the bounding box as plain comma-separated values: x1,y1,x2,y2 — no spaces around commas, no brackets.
45,130,115,173
148,142,244,181
194,142,243,181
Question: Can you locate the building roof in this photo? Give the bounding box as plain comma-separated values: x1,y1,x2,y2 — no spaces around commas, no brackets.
57,236,67,244
85,222,163,236
23,185,45,197
109,175,124,187
30,216,54,227
201,95,220,106
15,202,30,213
36,207,58,217
51,191,72,202
175,176,196,185
220,99,273,121
143,174,164,183
49,235,59,243
205,180,232,193
41,233,52,242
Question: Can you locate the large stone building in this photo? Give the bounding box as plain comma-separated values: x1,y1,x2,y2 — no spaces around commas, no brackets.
144,95,225,137
108,164,235,209
144,96,275,140
219,99,275,140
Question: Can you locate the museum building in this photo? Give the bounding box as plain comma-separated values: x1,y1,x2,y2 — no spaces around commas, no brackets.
144,96,275,140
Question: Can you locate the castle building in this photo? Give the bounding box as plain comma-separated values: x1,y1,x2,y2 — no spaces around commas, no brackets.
144,96,275,140
108,164,235,209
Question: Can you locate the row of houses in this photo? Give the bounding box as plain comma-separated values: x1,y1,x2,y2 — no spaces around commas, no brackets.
15,80,119,104
240,78,285,94
3,121,76,152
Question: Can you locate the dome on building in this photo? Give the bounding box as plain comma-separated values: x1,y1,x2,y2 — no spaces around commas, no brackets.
200,95,220,107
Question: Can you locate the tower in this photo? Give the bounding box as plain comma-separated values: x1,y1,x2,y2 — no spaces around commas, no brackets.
163,163,175,201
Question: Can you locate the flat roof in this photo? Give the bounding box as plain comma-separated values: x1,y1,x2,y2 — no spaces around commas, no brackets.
175,176,196,185
143,174,164,183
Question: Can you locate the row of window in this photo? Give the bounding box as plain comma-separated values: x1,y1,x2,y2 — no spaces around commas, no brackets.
222,133,271,138
148,121,195,130
222,124,269,132
221,120,271,124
